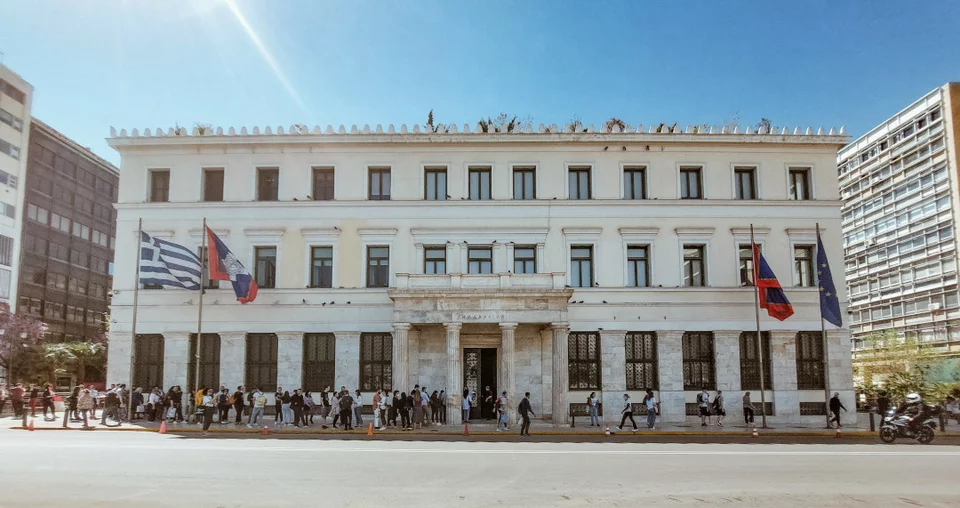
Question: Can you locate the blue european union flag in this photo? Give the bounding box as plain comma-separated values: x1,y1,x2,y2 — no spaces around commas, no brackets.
817,230,842,327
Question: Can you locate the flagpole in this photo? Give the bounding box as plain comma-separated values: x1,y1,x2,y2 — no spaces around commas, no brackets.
818,223,832,429
193,218,206,421
750,224,769,428
128,218,142,421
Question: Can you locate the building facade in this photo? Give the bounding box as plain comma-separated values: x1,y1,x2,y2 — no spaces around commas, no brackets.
0,64,33,308
107,122,854,425
839,83,960,382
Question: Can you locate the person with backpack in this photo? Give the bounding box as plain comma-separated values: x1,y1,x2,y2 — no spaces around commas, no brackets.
713,390,725,427
248,388,266,427
642,389,658,429
616,393,638,432
495,391,509,431
697,388,711,426
231,386,245,425
101,390,121,427
587,392,600,427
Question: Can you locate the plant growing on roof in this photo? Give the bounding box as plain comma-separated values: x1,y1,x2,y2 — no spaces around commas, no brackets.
602,117,625,133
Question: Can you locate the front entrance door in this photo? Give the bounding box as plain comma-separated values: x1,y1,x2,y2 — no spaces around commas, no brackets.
463,348,497,421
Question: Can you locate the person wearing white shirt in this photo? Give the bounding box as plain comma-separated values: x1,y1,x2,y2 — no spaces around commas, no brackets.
353,390,363,427
642,389,658,429
587,392,600,427
201,389,216,436
461,389,472,423
248,389,266,427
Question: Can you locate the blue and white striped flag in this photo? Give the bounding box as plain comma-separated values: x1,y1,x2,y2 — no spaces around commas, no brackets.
139,231,202,290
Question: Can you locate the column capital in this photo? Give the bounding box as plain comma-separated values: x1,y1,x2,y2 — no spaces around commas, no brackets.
162,331,192,341
275,332,304,340
499,322,519,331
392,322,412,331
550,322,570,331
769,330,800,340
218,331,247,341
443,322,462,332
712,330,743,339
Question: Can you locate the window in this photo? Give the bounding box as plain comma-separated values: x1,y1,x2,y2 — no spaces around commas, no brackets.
424,167,447,200
682,331,715,390
423,246,446,275
0,108,22,131
257,167,279,201
680,167,702,199
310,246,333,288
303,333,335,391
89,283,105,298
739,332,772,390
568,332,600,389
197,247,219,289
0,79,27,103
513,167,536,200
91,256,108,273
50,213,71,234
0,269,8,299
25,236,47,256
796,331,825,390
254,247,277,288
734,167,756,199
31,175,53,195
45,302,65,320
683,245,706,287
359,332,392,391
794,245,815,287
1,203,13,219
623,166,646,199
0,235,12,266
312,167,334,201
24,265,45,285
739,244,755,286
469,167,491,200
513,246,536,274
133,335,164,391
49,242,69,261
367,246,390,288
246,333,278,392
368,167,391,200
149,169,170,202
203,168,224,202
72,222,91,241
188,334,221,392
568,167,591,200
570,246,594,288
789,168,811,200
94,204,112,223
627,246,650,287
69,278,87,295
467,247,493,274
0,139,19,160
0,169,17,188
626,332,658,390
54,186,73,205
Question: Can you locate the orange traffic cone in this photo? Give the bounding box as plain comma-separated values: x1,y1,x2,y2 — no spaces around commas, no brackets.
367,423,374,436
159,421,167,434
835,426,842,439
604,425,611,437
463,422,470,436
751,426,759,438
26,419,34,431
261,425,269,436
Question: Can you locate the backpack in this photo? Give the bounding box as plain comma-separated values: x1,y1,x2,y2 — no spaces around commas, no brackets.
218,393,228,406
696,393,704,404
256,395,267,407
228,393,237,405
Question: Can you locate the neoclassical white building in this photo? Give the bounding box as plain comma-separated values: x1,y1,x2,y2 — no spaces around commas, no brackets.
106,122,855,425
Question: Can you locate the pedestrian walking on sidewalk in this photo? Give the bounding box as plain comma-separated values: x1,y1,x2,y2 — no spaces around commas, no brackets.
518,392,535,436
201,389,216,435
101,390,121,427
697,388,711,426
78,388,94,428
353,390,363,427
461,388,472,423
587,392,600,427
248,388,266,427
642,389,658,429
10,383,24,418
829,392,847,429
743,392,755,425
617,393,638,432
713,390,726,427
495,391,509,431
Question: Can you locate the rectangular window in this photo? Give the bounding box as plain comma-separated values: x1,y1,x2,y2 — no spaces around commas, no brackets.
0,235,12,266
683,245,706,287
368,167,391,200
246,333,278,392
0,139,20,160
133,335,164,391
203,168,224,202
568,332,601,390
367,246,390,288
680,167,702,199
789,168,811,200
796,331,825,390
682,331,715,390
359,332,392,391
739,244,755,286
739,332,772,390
513,246,536,274
467,247,493,274
734,167,757,199
570,245,594,288
149,169,170,202
627,245,650,287
623,166,647,199
310,246,334,288
423,246,447,275
45,302,65,320
303,333,335,392
424,167,447,201
257,167,279,201
49,242,69,261
0,108,22,131
794,245,815,287
187,334,220,392
312,167,335,201
197,247,219,289
568,167,591,200
50,213,71,234
254,247,277,289
513,167,536,200
626,332,658,390
469,167,492,200
0,79,27,103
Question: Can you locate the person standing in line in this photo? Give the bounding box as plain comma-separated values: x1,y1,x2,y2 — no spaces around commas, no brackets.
77,388,94,428
697,388,711,427
483,385,494,420
291,389,305,428
330,390,341,429
713,390,726,427
171,386,184,423
642,389,658,429
420,387,430,426
461,388,472,423
616,393,638,432
496,391,509,431
398,392,410,430
232,386,246,425
372,389,382,429
248,388,265,427
742,391,755,425
353,390,363,427
101,390,121,426
304,391,317,426
118,384,130,421
10,383,25,418
377,389,388,430
29,384,39,417
391,390,401,428
147,388,162,422
518,392,535,437
429,390,440,424
439,390,447,424
42,384,56,421
131,387,144,420
89,386,99,419
319,387,331,428
829,392,847,429
67,386,81,422
587,392,600,427
217,388,230,424
201,388,216,436
339,389,354,430
411,387,423,430
281,390,294,426
274,387,284,425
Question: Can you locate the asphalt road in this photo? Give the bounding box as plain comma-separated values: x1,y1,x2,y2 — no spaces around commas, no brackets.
1,432,958,507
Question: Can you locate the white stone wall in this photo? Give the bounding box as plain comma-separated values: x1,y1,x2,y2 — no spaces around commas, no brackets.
334,332,359,391
515,325,544,412
413,327,446,393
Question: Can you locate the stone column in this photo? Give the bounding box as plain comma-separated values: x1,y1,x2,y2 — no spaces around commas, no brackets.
219,332,247,391
334,332,360,391
162,332,190,391
445,322,463,425
392,323,411,393
770,330,800,423
500,323,518,404
540,327,553,418
713,330,743,420
827,328,856,425
551,322,570,425
657,330,686,423
276,332,303,392
600,330,627,422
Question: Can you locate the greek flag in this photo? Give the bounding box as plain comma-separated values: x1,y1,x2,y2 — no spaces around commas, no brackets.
139,231,202,290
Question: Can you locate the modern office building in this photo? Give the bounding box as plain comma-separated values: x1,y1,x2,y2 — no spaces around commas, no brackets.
839,83,960,383
106,122,854,425
0,64,33,308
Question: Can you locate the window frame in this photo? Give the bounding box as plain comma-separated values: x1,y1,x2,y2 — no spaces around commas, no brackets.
467,246,493,274
311,166,335,201
256,167,280,201
567,165,592,200
423,166,448,201
149,169,170,203
202,168,224,202
513,245,536,274
739,331,772,390
423,245,447,275
796,331,825,390
794,244,815,287
733,165,757,200
368,166,392,201
626,244,650,287
245,333,279,392
622,165,647,200
682,331,716,390
788,166,812,200
254,246,277,289
468,166,492,201
569,245,594,288
512,166,537,200
679,166,703,199
309,246,334,288
682,244,707,287
366,245,391,288
359,332,392,391
626,331,659,390
568,331,601,390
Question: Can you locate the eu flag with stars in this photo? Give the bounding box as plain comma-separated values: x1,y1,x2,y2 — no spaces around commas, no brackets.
817,230,842,327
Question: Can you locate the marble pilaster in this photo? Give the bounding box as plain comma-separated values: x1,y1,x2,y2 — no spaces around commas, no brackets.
392,323,411,393
600,330,627,419
106,330,132,388
551,322,570,425
827,329,856,425
276,332,303,392
540,328,553,418
713,330,743,418
218,332,246,390
162,332,190,391
500,322,518,404
656,330,685,423
769,330,800,423
445,323,463,425
334,331,360,391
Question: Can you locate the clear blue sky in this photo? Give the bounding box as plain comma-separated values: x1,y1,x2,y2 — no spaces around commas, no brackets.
2,0,958,165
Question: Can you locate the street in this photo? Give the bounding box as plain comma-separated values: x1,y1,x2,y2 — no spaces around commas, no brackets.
0,431,957,507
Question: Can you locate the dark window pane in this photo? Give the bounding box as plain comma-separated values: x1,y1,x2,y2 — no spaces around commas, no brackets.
255,247,277,288
360,333,392,391
424,167,447,200
367,246,390,288
257,168,279,201
623,168,646,199
568,332,600,390
311,246,334,288
246,334,278,392
312,167,335,200
203,169,224,202
150,170,170,202
369,168,391,200
682,332,715,390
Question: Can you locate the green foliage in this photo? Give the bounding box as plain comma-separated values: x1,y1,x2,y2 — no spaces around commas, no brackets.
478,113,526,133
43,341,106,383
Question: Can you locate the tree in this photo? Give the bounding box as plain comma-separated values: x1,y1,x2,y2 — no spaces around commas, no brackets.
44,341,106,384
853,329,950,402
478,113,529,133
757,118,772,133
424,109,439,133
0,303,47,383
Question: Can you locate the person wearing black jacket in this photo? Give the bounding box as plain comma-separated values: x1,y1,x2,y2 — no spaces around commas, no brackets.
339,390,354,430
291,389,305,428
829,392,847,428
391,391,400,427
518,392,535,436
232,386,246,424
42,385,56,420
876,392,891,420
217,388,230,424
274,388,284,424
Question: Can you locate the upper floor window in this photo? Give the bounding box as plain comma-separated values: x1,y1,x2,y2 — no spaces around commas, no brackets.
794,245,815,287
368,167,391,201
0,235,13,266
257,167,279,201
312,167,334,201
734,167,756,200
683,244,706,287
788,168,811,200
310,246,333,288
0,108,22,131
467,246,493,274
623,166,647,199
203,168,224,202
149,169,170,202
568,166,591,200
627,245,650,287
513,246,536,274
469,166,491,200
739,244,755,286
570,245,594,287
0,79,27,104
0,139,18,160
424,167,447,201
254,246,277,288
680,167,702,199
513,167,536,200
424,246,446,275
367,246,390,287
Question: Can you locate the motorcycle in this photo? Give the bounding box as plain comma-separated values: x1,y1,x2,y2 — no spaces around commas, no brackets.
879,404,939,444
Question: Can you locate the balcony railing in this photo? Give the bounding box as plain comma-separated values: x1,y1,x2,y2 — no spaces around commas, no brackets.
394,272,566,291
